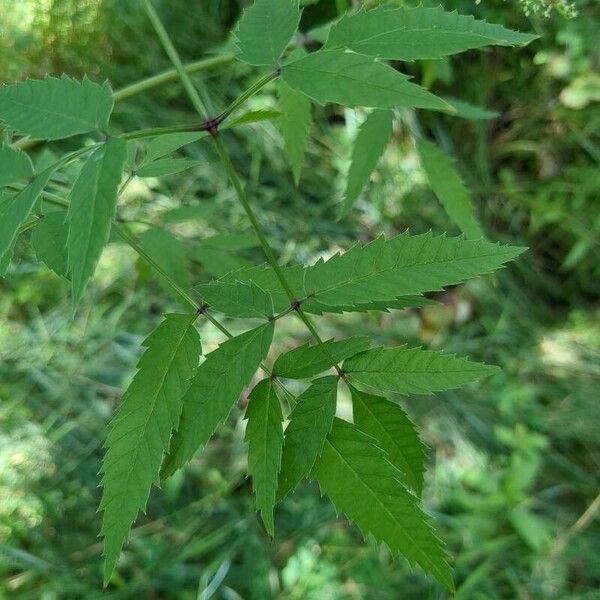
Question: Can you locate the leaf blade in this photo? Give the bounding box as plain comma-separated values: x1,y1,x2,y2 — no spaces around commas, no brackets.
311,418,453,590
277,376,337,500
342,109,393,215
0,146,34,187
196,281,274,319
100,313,201,583
66,137,126,307
162,323,274,478
0,76,113,140
245,379,284,535
344,345,499,395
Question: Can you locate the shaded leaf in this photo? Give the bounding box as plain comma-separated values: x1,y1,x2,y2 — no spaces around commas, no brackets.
0,76,113,140
344,345,499,395
100,313,201,583
235,0,300,66
342,109,393,215
162,323,274,478
137,158,200,178
416,138,483,239
279,80,312,184
350,385,425,495
273,337,370,379
66,137,126,307
143,132,204,163
31,210,69,278
0,169,52,264
325,5,537,60
277,376,337,499
282,49,450,111
0,145,34,187
439,97,499,120
245,379,284,535
197,281,274,319
312,418,453,591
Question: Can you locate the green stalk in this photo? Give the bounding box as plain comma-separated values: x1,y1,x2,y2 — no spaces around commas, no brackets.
142,0,342,375
218,71,279,123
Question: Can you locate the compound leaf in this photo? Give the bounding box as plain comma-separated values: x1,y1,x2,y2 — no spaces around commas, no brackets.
311,418,453,591
162,322,274,478
282,49,449,111
301,231,525,308
0,75,113,140
273,337,370,379
277,376,337,500
279,80,312,184
100,313,201,583
416,138,483,239
66,137,126,307
235,0,300,66
0,168,52,265
197,281,274,319
350,385,425,496
0,145,34,187
31,210,69,278
245,379,284,535
325,5,537,60
342,109,393,215
344,345,499,395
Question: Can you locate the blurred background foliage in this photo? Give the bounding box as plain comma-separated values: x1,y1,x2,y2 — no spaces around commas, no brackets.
0,0,599,598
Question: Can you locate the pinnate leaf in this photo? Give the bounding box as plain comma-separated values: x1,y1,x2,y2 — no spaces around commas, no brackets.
245,379,284,535
281,49,449,111
344,345,499,395
325,5,536,60
0,169,52,265
279,80,312,184
341,109,393,215
273,337,370,379
416,138,483,239
0,146,34,187
162,323,274,478
311,418,453,591
100,313,201,583
0,75,113,140
277,376,337,500
235,0,300,66
66,137,126,307
197,281,274,319
350,386,425,496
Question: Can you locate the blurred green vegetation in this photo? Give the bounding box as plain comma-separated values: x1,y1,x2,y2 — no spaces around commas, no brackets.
0,0,598,598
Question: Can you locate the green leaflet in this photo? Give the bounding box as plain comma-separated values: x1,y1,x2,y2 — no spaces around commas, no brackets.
273,337,370,379
341,109,393,215
226,109,283,128
197,281,274,319
311,418,453,591
245,379,284,535
350,386,425,496
281,49,450,111
416,138,484,239
66,137,126,307
139,227,191,303
439,97,499,120
31,211,69,278
143,132,204,163
0,145,34,187
279,80,312,184
0,169,52,264
137,158,200,178
344,345,499,395
219,263,434,315
325,5,537,60
277,376,337,500
100,313,200,583
0,75,113,140
162,322,274,478
301,232,526,308
235,0,300,66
